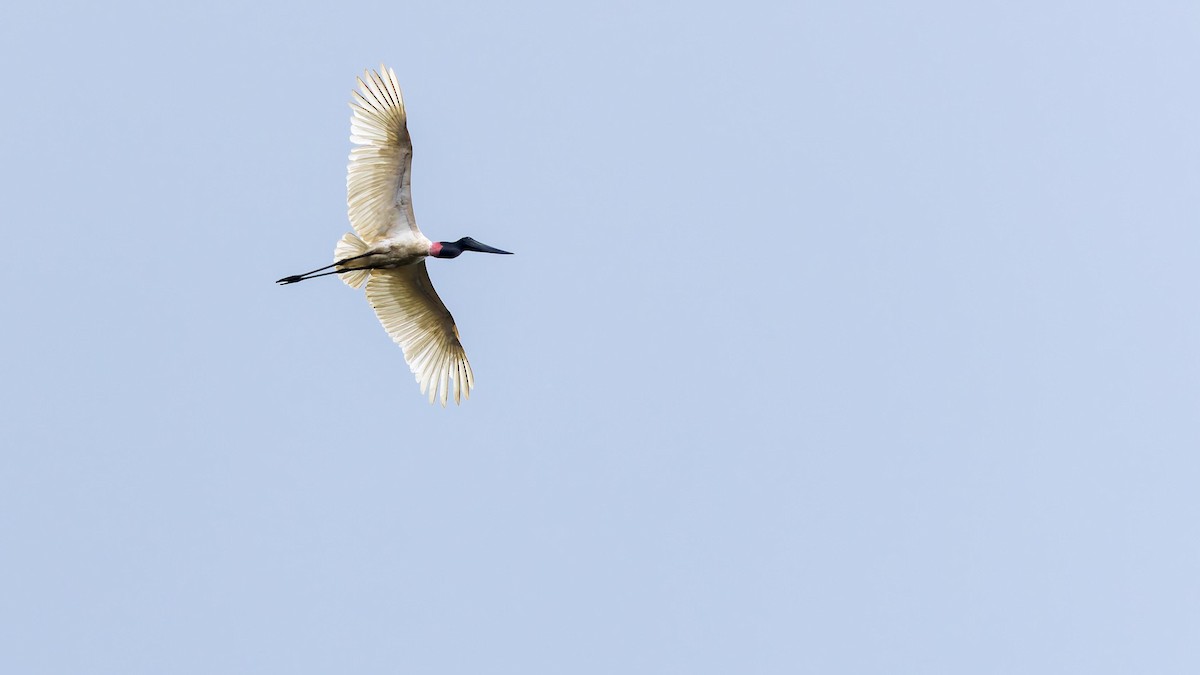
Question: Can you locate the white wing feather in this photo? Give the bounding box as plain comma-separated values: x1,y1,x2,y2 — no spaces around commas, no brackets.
347,66,420,244
365,263,474,406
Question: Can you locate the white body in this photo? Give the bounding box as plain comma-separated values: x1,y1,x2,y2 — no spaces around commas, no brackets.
333,66,474,406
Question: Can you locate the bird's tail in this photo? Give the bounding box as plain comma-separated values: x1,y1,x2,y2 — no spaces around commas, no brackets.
334,233,371,288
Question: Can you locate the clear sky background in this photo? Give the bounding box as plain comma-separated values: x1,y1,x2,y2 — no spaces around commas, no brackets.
2,1,1198,673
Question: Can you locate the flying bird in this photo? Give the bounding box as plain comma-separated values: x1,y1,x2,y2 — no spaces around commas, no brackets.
277,65,512,405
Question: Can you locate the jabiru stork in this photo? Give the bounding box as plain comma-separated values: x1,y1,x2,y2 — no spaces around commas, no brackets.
277,65,512,405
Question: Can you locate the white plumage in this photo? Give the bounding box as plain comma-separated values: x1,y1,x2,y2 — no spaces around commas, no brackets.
278,65,512,406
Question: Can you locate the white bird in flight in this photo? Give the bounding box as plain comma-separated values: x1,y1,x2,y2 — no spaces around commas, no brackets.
278,65,512,406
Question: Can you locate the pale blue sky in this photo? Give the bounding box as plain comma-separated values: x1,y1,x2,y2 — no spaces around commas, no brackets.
2,1,1198,673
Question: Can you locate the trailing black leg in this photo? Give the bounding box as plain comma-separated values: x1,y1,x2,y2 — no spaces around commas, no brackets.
276,252,375,285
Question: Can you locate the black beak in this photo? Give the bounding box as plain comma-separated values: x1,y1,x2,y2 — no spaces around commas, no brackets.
459,237,513,255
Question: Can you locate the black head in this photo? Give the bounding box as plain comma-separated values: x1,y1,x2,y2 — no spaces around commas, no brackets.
431,237,514,259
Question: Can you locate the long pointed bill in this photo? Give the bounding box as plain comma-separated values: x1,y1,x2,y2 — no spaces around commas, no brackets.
460,237,514,254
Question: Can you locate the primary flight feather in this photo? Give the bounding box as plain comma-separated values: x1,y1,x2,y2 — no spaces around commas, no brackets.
277,65,512,406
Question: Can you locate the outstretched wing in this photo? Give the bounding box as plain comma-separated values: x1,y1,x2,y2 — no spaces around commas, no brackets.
347,65,420,244
365,263,474,406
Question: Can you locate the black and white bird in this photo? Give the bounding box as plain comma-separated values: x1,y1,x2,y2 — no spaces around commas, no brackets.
278,65,512,405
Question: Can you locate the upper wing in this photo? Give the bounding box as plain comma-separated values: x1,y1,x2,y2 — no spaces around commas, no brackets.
365,263,475,406
347,65,420,244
